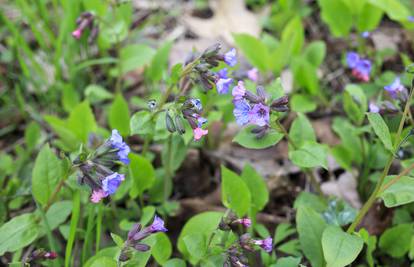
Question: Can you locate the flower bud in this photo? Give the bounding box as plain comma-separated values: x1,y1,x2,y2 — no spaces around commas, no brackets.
270,95,289,112
166,113,176,133
202,43,221,58
175,115,186,134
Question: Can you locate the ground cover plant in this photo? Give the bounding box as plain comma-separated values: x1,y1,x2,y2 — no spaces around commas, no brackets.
3,0,414,266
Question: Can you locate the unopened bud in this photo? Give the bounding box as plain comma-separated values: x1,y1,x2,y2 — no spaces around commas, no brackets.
166,113,176,133
175,115,186,134
202,43,221,58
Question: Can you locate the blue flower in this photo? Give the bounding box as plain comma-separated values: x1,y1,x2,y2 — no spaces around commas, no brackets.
408,16,414,22
224,48,237,67
110,129,130,164
102,172,125,195
369,102,380,113
384,77,405,99
149,215,167,233
361,31,370,38
233,100,251,126
216,78,233,94
254,237,273,253
346,52,371,82
232,81,246,101
248,103,270,127
190,99,203,112
346,52,360,69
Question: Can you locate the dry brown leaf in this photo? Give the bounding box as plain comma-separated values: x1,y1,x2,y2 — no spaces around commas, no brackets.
182,0,261,45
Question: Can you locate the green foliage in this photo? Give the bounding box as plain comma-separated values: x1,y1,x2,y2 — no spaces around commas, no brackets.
108,93,130,136
379,223,412,258
343,84,367,125
221,166,251,217
380,175,414,207
289,142,328,169
367,113,393,153
129,153,156,198
233,33,270,73
240,164,269,212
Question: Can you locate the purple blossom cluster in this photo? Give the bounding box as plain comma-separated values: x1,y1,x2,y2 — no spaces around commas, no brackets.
384,77,407,100
119,215,167,261
76,129,130,203
346,52,372,82
239,233,273,253
181,98,209,141
72,12,98,43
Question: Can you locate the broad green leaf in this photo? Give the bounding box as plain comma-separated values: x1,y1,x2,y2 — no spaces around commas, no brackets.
240,164,269,211
343,84,367,125
146,41,173,82
110,233,124,247
164,258,186,267
108,93,130,136
356,3,383,31
129,153,155,198
297,205,326,267
358,228,377,267
183,234,206,262
304,41,326,67
0,213,39,255
130,110,153,136
44,115,79,151
152,232,172,265
89,257,117,267
32,144,62,206
289,113,316,147
291,58,320,95
367,113,393,153
274,223,297,245
119,44,155,74
67,101,97,143
177,212,223,263
233,125,283,149
24,121,41,151
368,0,410,21
84,84,113,104
273,257,302,267
379,223,412,258
140,206,156,226
221,166,251,217
380,175,414,207
233,33,270,72
322,226,363,267
318,0,353,36
289,142,328,169
84,247,119,267
44,201,72,231
291,94,317,113
161,135,187,172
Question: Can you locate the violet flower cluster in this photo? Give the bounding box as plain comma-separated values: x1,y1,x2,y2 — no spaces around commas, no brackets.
232,81,288,138
72,11,99,43
119,215,167,261
76,129,130,203
384,77,408,100
346,52,372,82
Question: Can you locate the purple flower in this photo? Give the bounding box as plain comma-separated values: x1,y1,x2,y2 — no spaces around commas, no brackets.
233,100,251,126
254,237,273,253
193,114,208,127
72,29,83,39
90,189,107,203
193,127,209,141
110,129,130,164
361,31,370,38
408,16,414,22
216,78,233,94
247,68,259,82
224,48,237,67
346,52,360,69
234,218,252,228
249,103,270,127
102,172,125,195
149,215,167,233
369,102,380,113
384,77,405,99
190,99,203,112
232,81,246,101
217,68,228,79
353,59,371,82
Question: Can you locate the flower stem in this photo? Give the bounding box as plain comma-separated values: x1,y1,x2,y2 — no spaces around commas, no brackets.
347,82,414,233
275,120,323,195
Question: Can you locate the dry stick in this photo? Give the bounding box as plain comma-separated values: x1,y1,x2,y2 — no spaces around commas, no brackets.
347,84,414,233
275,120,323,196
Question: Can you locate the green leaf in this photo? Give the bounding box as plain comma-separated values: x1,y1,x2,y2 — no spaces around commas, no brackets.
161,135,187,172
358,228,377,267
343,84,367,125
356,3,383,31
318,0,353,36
129,153,155,198
289,113,316,147
291,58,320,95
0,213,39,255
273,257,302,267
240,164,269,211
379,223,412,258
183,234,207,262
296,205,327,267
119,44,155,74
367,113,393,153
322,226,363,267
164,258,186,267
108,93,130,136
89,257,117,267
289,142,328,169
146,41,173,82
25,121,41,151
221,166,251,217
130,110,154,136
233,125,283,149
84,84,113,104
152,232,172,265
67,101,97,143
32,144,62,206
291,94,317,113
44,201,73,231
44,115,80,151
110,233,124,247
304,41,326,67
274,223,297,245
368,0,410,21
177,212,223,263
233,33,270,72
380,175,414,207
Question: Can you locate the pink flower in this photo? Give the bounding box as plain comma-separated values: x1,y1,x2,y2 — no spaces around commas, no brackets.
72,29,83,39
234,218,252,227
90,189,107,203
247,68,259,82
193,127,208,141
